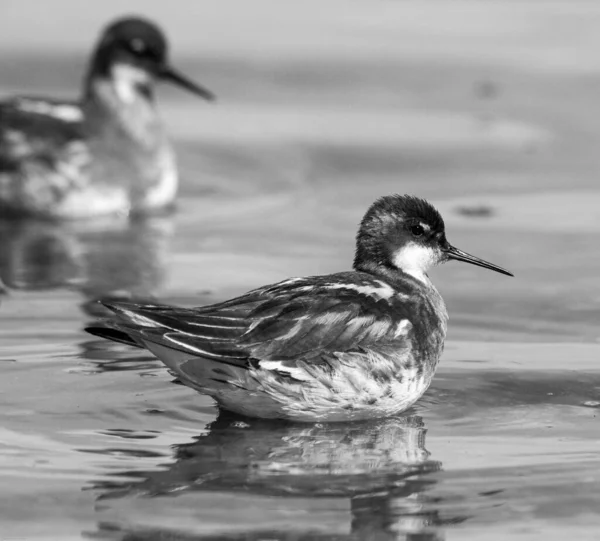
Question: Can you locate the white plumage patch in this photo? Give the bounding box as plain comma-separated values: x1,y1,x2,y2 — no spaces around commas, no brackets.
278,277,304,286
394,319,412,338
142,162,179,209
392,243,440,284
326,281,395,300
258,360,312,381
15,99,83,122
162,334,220,357
111,63,152,104
184,321,243,330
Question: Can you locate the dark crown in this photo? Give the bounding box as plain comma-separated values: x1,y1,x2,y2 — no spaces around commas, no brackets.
361,195,444,232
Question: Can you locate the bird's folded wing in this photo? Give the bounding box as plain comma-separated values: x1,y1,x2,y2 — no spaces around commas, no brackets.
99,277,413,369
0,100,84,170
8,96,82,123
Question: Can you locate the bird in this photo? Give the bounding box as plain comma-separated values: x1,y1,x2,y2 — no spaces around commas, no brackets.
86,195,513,422
0,16,215,220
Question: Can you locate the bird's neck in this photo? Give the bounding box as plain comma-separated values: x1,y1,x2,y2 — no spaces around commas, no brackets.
354,239,436,287
402,267,432,285
354,260,435,291
80,73,178,210
82,71,167,150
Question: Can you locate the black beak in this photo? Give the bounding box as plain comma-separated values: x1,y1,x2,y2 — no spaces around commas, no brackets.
160,65,215,101
444,244,513,277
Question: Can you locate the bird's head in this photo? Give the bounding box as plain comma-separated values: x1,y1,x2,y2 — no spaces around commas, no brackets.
87,16,215,102
354,194,513,282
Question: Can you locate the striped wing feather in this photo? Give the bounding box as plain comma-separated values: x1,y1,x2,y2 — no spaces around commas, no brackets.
93,275,410,371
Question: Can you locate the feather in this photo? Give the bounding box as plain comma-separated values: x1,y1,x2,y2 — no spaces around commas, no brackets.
85,326,142,348
94,271,427,374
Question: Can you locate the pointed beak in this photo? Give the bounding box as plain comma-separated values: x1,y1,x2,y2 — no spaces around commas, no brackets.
159,65,216,101
443,244,513,277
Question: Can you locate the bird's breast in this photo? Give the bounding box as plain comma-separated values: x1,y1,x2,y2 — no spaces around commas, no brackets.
82,81,179,210
228,347,438,422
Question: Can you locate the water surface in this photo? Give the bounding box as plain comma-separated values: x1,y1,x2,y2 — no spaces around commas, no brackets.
1,2,600,540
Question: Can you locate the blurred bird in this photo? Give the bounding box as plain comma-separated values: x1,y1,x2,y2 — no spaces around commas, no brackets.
87,195,512,422
0,16,215,219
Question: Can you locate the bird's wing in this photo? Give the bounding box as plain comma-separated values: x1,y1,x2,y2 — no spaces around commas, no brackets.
0,98,84,167
88,274,415,373
7,96,83,123
0,99,89,214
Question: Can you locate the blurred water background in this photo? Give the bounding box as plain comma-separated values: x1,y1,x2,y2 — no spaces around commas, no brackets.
1,1,600,539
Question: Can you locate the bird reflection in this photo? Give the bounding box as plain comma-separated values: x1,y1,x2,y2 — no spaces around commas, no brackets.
89,412,464,540
0,214,173,308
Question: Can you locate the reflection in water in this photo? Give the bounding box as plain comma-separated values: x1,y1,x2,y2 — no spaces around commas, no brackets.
0,215,173,307
93,524,447,541
0,219,83,290
72,347,163,374
89,412,464,540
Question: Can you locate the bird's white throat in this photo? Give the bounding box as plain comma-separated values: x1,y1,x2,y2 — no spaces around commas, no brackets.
111,63,152,104
392,243,439,283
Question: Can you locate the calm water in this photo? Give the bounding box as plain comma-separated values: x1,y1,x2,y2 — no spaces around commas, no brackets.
2,2,600,540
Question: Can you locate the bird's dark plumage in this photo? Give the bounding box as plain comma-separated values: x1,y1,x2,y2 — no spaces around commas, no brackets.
89,271,444,364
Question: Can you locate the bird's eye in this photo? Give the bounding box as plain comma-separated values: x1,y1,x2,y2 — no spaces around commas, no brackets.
129,38,146,54
410,224,425,237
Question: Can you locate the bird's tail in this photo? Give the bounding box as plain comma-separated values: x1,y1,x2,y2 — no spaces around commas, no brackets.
85,325,142,348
